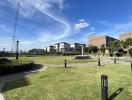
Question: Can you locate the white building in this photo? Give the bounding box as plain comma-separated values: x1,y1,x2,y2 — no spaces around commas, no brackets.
54,43,60,52
70,43,81,52
59,42,70,53
47,45,55,52
47,42,86,54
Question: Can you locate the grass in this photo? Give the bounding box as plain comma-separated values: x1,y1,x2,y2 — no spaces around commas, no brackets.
2,63,132,100
8,56,96,64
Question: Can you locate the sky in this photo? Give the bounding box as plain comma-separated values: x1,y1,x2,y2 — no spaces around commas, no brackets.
0,0,132,51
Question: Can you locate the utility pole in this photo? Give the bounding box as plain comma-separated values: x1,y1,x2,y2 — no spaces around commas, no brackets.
11,2,20,53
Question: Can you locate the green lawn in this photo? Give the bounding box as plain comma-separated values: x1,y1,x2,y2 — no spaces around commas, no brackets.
2,63,132,100
8,56,96,64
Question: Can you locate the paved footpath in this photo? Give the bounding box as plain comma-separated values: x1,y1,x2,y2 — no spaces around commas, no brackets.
0,83,5,100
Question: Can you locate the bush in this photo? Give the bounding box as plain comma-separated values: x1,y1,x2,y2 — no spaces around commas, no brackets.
0,58,12,64
0,58,34,75
75,55,91,59
129,48,132,57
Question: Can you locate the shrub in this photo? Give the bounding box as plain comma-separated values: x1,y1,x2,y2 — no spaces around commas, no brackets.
0,58,34,75
75,55,91,59
0,58,12,64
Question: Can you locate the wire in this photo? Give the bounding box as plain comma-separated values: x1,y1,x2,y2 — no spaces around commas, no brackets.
11,1,20,52
20,0,38,35
21,0,44,35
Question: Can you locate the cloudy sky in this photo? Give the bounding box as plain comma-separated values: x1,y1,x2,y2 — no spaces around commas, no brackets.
0,0,132,51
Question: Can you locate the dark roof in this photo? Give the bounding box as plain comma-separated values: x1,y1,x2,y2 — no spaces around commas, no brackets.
60,42,69,44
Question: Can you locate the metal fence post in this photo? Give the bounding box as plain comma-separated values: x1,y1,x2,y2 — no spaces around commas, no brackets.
101,75,108,100
64,59,67,68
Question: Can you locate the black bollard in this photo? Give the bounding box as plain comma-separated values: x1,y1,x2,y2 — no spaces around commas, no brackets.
16,41,19,60
114,57,116,64
64,59,67,68
101,75,108,100
98,58,101,66
131,63,132,72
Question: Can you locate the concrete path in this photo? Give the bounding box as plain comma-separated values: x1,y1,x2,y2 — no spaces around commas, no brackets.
0,83,5,100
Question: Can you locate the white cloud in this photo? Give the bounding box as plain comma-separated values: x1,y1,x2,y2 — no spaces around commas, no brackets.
7,0,71,40
0,0,71,50
74,19,90,31
79,19,85,22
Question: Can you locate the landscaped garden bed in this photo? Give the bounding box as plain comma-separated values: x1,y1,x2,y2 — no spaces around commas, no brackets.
0,58,34,75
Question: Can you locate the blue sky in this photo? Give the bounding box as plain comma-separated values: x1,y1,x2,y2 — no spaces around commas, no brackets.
0,0,132,51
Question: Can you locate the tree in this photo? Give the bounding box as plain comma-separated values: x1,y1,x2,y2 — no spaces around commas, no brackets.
85,47,90,54
85,46,92,54
129,48,132,57
85,46,98,54
126,38,132,46
29,49,46,55
91,46,98,53
120,41,128,49
108,40,121,54
100,44,106,56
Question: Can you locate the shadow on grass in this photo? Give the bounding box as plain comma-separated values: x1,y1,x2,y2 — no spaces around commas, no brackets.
2,78,30,92
0,64,44,92
108,88,123,100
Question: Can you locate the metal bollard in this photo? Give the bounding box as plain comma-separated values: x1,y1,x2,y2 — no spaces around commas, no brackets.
98,58,101,66
131,63,132,72
101,75,108,100
64,59,67,68
16,41,19,60
114,57,116,64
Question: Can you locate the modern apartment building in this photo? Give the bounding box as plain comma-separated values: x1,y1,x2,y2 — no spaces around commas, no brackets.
88,35,118,47
47,45,55,52
47,42,86,53
70,43,81,52
54,43,60,52
119,32,132,41
59,42,71,53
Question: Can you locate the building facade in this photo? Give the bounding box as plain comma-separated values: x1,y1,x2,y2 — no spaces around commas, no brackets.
47,42,86,54
59,42,71,53
88,35,118,47
54,43,60,52
70,43,81,52
47,45,55,52
119,32,132,41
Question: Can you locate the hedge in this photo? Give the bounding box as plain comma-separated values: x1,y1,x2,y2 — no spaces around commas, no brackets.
75,55,91,59
0,58,34,75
